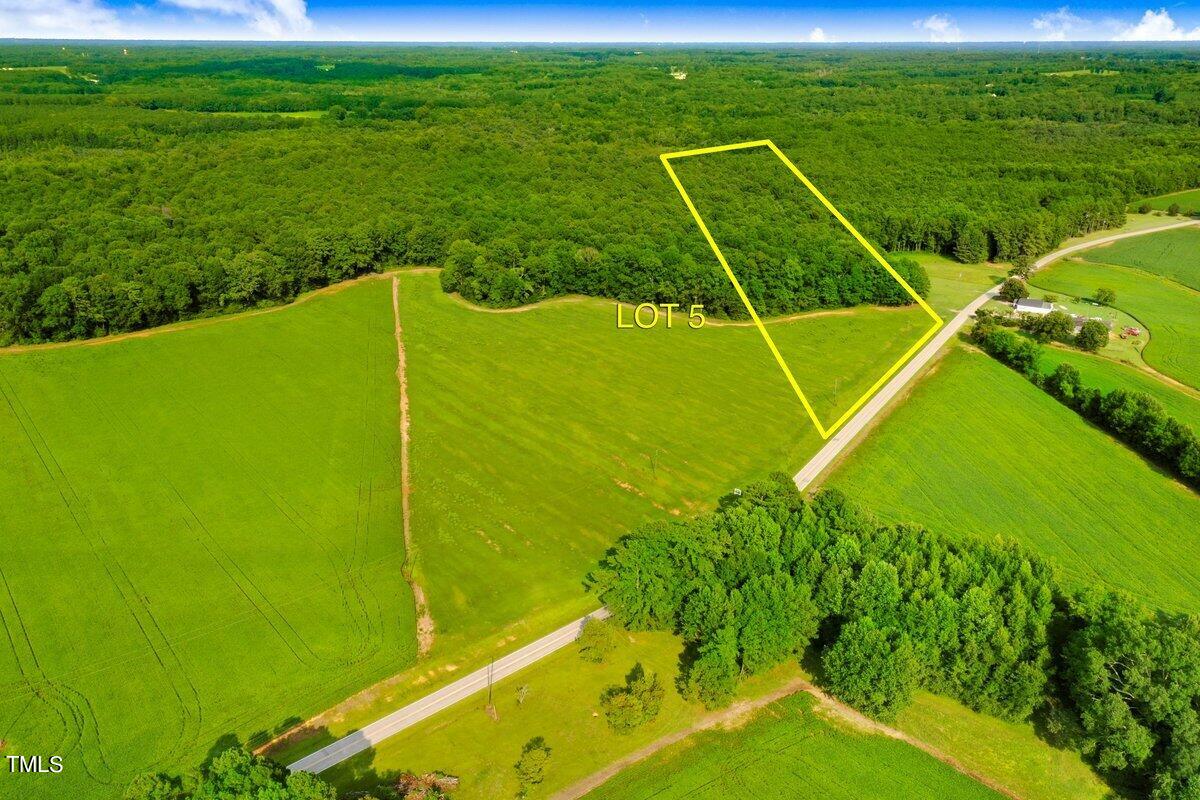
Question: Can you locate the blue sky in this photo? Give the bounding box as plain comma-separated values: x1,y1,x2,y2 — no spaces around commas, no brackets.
2,0,1199,42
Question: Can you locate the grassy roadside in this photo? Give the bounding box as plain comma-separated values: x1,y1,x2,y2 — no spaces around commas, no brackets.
318,631,803,798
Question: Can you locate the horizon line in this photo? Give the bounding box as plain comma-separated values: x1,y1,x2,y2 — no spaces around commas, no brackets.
4,38,1200,46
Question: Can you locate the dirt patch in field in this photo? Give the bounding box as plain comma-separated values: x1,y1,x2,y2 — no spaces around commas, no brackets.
393,277,435,657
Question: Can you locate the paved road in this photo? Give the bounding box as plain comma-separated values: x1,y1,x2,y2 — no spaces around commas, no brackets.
289,218,1197,776
793,218,1200,491
288,607,611,774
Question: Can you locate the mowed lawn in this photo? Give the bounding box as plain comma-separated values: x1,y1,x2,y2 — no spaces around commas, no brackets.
1031,257,1200,390
396,271,932,655
0,279,414,799
830,347,1200,615
1081,226,1200,290
586,691,1003,800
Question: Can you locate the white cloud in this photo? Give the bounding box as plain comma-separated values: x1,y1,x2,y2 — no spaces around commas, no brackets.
159,0,312,38
1114,8,1200,40
0,0,121,38
808,27,829,42
1032,7,1086,40
914,13,963,42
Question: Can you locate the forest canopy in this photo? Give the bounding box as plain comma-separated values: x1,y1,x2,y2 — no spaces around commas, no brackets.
2,44,1199,343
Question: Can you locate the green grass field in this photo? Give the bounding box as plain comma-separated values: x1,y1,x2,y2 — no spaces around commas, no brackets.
397,271,931,653
831,346,1200,615
1081,226,1200,291
271,272,939,765
1134,188,1200,214
0,279,415,799
1041,348,1200,431
586,691,1002,800
1031,256,1200,389
896,694,1112,800
909,252,1003,317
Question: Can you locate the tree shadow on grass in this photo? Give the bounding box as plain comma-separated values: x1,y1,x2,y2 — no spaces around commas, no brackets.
319,745,411,798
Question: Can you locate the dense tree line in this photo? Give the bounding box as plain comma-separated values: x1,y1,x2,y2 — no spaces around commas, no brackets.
124,747,334,800
592,484,1053,720
591,477,1200,799
2,44,1199,343
971,322,1200,489
438,235,930,313
125,746,459,800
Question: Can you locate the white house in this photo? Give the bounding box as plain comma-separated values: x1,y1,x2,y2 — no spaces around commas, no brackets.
1014,298,1055,316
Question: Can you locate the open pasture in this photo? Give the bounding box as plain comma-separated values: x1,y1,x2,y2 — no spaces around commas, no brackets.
1134,188,1200,214
0,279,414,798
830,347,1200,616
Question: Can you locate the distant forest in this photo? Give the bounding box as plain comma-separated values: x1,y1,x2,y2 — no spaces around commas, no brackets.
1,44,1198,343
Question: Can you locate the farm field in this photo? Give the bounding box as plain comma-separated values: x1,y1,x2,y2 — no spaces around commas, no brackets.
273,270,939,766
1134,188,1200,214
1031,256,1200,389
1080,225,1200,290
397,270,932,653
0,278,415,799
585,691,1003,800
1042,348,1200,431
895,694,1112,800
830,346,1200,615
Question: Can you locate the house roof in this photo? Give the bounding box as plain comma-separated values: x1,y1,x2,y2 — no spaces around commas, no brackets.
1015,298,1053,310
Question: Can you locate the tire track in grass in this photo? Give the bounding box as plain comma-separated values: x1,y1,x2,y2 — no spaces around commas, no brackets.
0,370,175,782
0,373,191,778
0,374,118,779
0,564,74,760
165,331,388,666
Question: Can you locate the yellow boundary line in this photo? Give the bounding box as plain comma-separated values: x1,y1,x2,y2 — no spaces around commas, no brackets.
660,139,944,439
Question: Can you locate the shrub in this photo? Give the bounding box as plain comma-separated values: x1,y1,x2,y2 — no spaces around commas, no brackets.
577,617,620,664
514,737,551,795
600,663,665,732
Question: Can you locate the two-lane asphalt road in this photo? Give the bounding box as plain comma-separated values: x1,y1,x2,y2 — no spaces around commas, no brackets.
288,608,611,774
289,217,1197,776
